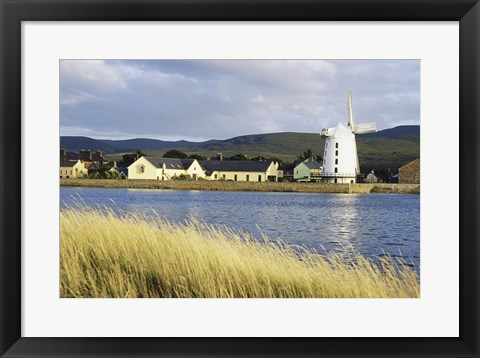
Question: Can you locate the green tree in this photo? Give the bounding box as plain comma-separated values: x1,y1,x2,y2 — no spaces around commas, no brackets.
122,154,137,167
297,149,322,163
269,157,283,165
163,149,188,159
298,149,314,161
227,154,248,161
251,156,283,165
121,150,146,166
250,156,268,161
88,164,121,179
188,154,205,160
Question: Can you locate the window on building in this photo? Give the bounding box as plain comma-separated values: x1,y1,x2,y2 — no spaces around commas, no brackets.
335,178,338,183
246,175,249,182
335,159,338,165
258,175,262,182
214,174,218,179
336,142,338,148
137,165,145,174
223,174,226,179
234,175,237,181
335,150,338,156
334,167,338,173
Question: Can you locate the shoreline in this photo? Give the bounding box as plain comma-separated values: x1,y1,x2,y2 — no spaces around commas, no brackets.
60,178,420,194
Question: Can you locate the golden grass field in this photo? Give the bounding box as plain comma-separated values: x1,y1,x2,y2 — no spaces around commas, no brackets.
60,207,420,298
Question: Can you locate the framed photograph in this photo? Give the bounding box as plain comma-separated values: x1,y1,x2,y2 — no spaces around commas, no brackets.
1,0,478,357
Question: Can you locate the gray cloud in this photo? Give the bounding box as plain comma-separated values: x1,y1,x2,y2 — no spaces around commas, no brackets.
60,59,420,140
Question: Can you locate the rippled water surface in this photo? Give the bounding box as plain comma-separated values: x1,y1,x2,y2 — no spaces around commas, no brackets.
60,187,420,269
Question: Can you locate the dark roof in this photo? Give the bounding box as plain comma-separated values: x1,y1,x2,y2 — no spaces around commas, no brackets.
112,167,128,175
91,153,105,162
278,163,295,171
143,157,193,170
62,150,105,163
60,161,79,167
180,159,195,168
297,160,322,170
293,158,304,167
65,152,80,161
198,160,274,174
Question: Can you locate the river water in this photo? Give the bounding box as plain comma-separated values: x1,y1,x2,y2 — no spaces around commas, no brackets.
60,187,420,270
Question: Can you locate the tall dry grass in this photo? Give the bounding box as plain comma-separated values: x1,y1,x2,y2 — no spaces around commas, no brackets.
60,207,419,298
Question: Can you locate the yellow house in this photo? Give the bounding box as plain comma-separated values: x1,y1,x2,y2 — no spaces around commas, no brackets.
127,157,205,180
60,160,88,178
199,160,278,182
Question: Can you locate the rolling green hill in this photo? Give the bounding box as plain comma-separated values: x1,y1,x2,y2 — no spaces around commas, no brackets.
142,135,418,172
61,126,419,172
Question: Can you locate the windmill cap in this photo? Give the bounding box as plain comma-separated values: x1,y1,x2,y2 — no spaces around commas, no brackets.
328,122,355,138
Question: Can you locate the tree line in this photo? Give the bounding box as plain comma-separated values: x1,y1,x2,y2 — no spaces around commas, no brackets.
119,148,324,167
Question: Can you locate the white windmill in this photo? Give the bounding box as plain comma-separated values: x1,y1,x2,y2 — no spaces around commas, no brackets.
320,91,377,183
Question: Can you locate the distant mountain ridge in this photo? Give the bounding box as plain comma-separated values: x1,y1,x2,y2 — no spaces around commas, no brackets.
61,125,419,153
60,137,221,153
358,125,419,138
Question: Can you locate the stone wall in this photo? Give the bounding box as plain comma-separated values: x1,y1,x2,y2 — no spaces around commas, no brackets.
60,178,419,194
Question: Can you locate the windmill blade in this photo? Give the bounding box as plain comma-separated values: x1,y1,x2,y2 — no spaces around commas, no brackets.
347,90,354,129
353,122,377,134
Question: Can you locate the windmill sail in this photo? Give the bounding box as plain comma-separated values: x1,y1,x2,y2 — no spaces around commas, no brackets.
347,90,354,129
353,122,377,134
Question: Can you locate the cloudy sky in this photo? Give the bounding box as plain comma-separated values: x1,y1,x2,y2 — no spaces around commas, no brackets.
60,60,420,141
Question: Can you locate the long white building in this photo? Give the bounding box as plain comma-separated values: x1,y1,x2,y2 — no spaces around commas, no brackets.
128,156,278,182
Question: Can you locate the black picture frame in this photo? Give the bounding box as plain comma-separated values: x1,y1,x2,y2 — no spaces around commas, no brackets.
1,0,479,357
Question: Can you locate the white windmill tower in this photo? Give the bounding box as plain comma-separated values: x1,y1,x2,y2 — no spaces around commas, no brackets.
320,91,377,183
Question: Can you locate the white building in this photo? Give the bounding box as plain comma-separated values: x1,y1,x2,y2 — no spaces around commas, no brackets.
127,157,205,180
127,157,278,182
365,170,379,183
320,91,376,184
199,160,278,182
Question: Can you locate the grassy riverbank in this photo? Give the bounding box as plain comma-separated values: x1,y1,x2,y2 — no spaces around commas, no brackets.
61,207,420,298
60,178,420,194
